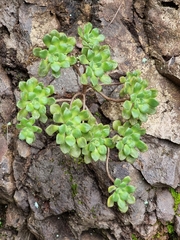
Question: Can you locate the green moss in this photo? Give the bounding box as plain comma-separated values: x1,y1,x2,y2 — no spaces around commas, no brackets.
131,234,138,240
167,223,174,234
71,183,78,197
170,188,180,214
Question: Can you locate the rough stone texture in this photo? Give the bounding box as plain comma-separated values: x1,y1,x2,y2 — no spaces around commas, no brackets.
99,0,180,145
175,215,180,237
144,0,180,86
19,3,60,47
0,134,15,203
14,189,29,213
28,62,81,96
24,144,117,238
5,203,26,230
0,65,15,123
135,136,180,188
1,0,180,239
156,189,175,224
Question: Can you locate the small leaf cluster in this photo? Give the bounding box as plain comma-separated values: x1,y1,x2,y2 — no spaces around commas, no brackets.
33,30,76,78
107,176,136,213
16,77,55,144
78,22,118,91
16,118,42,144
112,120,147,163
120,70,159,124
45,99,114,162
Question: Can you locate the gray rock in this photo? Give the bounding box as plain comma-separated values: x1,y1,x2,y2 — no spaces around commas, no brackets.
5,203,26,230
14,189,30,213
28,61,81,96
175,215,180,237
28,213,75,240
26,144,75,219
0,65,12,96
19,2,60,47
144,0,180,86
156,189,175,224
0,134,15,203
136,136,180,188
0,65,15,123
17,140,31,158
51,67,81,96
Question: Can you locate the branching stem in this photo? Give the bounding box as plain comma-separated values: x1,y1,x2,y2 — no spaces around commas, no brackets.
92,87,129,103
106,148,114,183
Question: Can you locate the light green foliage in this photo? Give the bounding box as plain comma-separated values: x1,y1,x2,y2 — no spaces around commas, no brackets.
33,30,76,78
16,23,159,213
78,22,117,91
107,176,136,213
16,77,55,144
120,70,159,124
46,99,114,162
167,223,174,235
131,234,138,240
112,120,147,164
170,188,180,214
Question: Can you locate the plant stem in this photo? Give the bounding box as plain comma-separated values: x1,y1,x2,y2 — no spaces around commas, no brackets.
93,88,129,103
55,99,71,103
106,148,115,183
70,92,83,107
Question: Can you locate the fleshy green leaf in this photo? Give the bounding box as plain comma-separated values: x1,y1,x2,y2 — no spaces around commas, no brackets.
51,62,61,72
46,125,59,136
108,186,116,193
39,49,48,59
43,34,51,47
100,74,112,84
65,135,76,146
56,133,65,144
69,144,81,158
107,195,114,207
77,137,87,148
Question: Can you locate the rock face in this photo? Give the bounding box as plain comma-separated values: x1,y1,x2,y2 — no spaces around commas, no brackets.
0,0,180,239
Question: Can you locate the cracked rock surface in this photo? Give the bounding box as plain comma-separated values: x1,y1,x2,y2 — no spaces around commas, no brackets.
0,0,180,239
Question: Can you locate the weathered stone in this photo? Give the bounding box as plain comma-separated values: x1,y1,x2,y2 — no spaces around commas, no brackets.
0,0,19,32
17,140,31,158
5,203,26,230
156,189,175,224
26,144,75,220
14,189,30,213
175,215,180,237
99,0,180,145
99,0,147,74
1,0,180,239
0,134,15,203
28,213,75,240
0,65,12,96
28,61,81,96
144,0,180,86
0,66,15,123
50,67,81,95
136,136,180,188
142,66,180,145
101,62,180,145
19,3,60,47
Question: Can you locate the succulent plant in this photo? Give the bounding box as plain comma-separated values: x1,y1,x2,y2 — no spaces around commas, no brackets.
16,23,159,213
107,176,136,213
